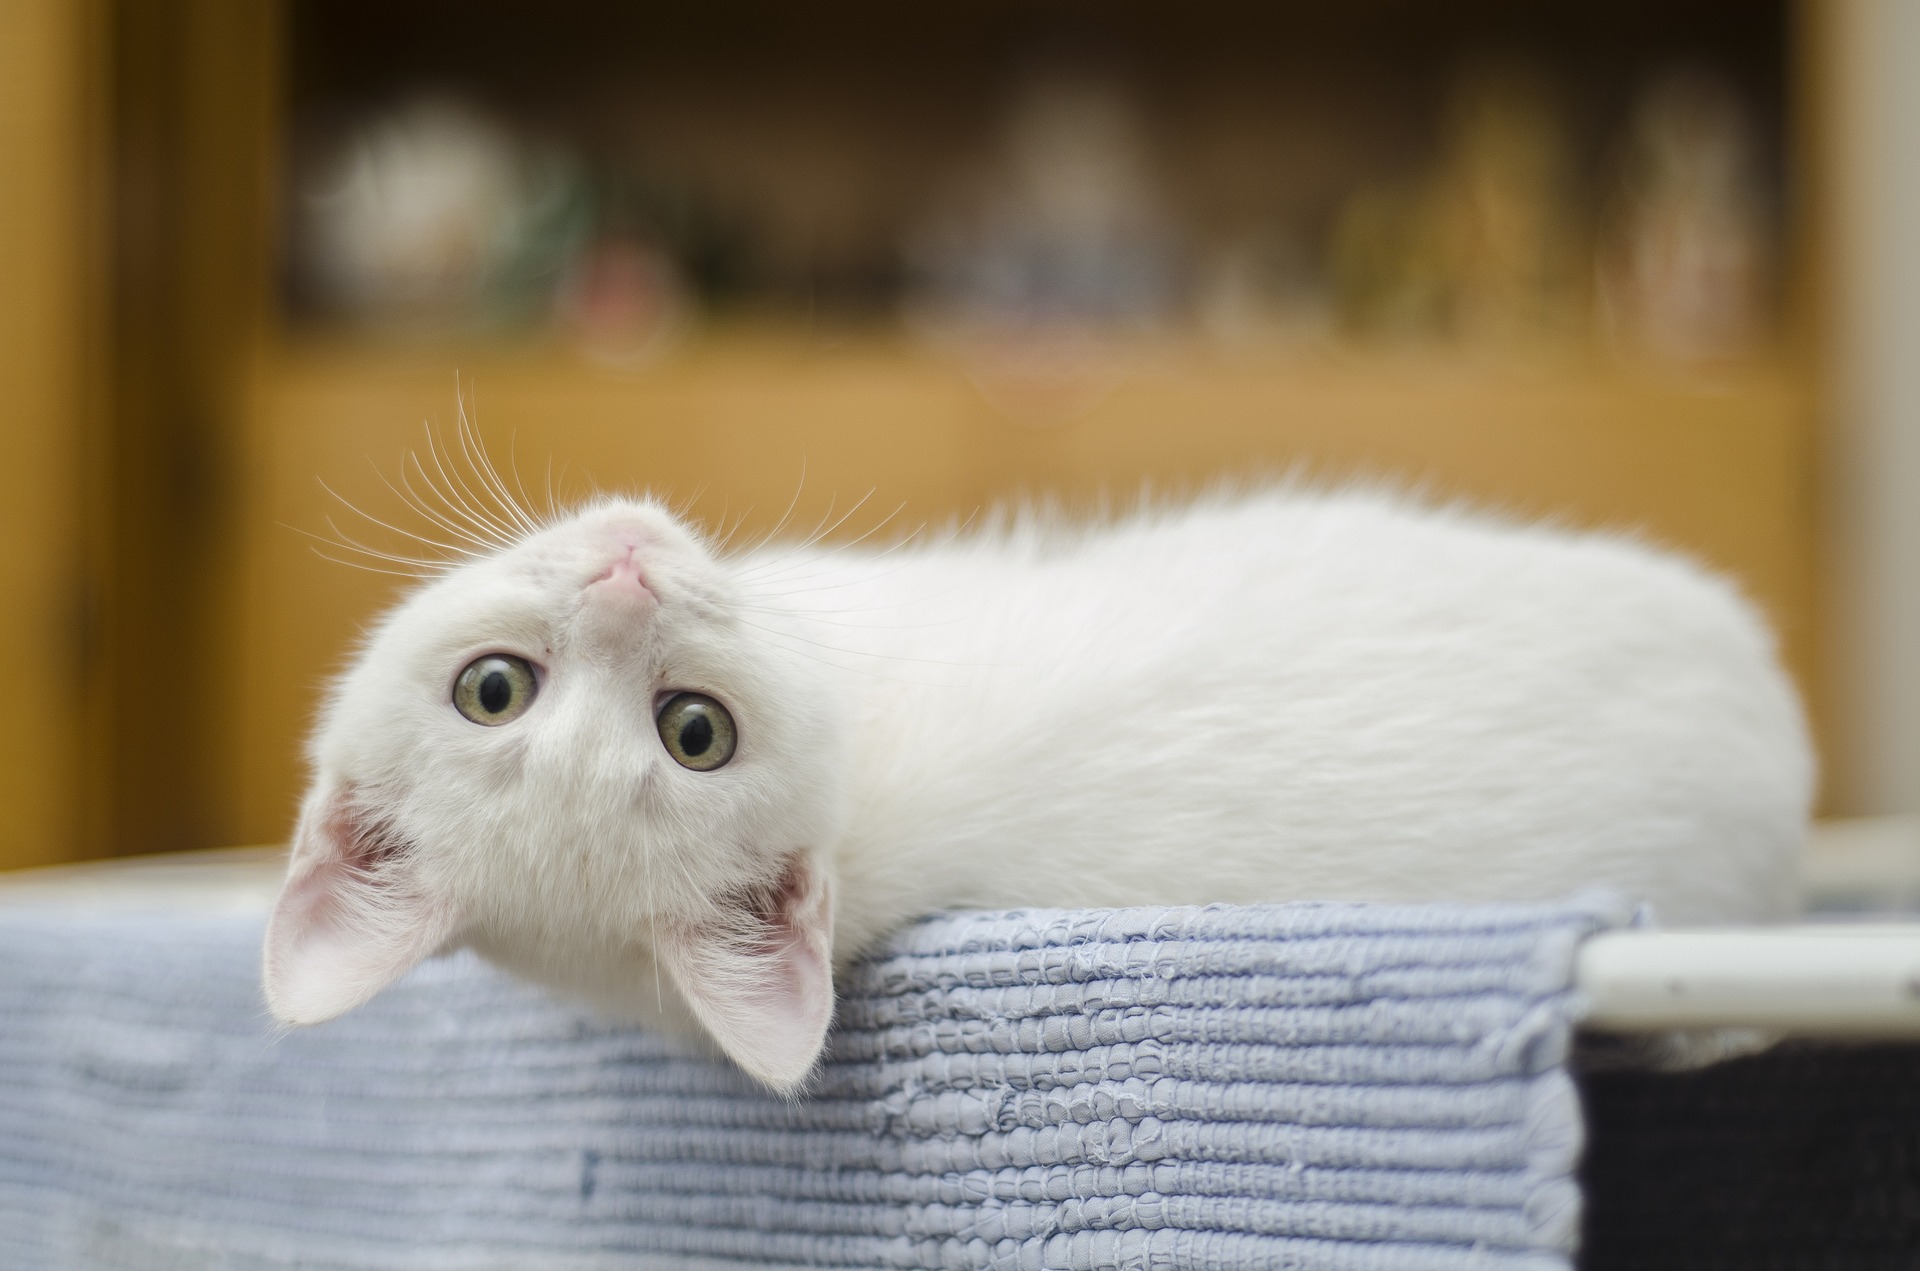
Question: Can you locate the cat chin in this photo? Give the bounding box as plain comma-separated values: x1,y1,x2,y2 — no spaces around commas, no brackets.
464,935,706,1040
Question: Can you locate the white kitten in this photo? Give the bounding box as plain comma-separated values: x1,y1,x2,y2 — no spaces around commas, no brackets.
264,485,1812,1090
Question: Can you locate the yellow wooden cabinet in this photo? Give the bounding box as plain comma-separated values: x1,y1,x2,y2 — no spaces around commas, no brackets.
0,0,97,868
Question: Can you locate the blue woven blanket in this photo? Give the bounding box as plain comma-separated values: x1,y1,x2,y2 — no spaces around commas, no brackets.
0,898,1617,1270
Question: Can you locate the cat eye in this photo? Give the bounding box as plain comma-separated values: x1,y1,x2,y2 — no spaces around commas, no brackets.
657,692,736,771
453,655,539,726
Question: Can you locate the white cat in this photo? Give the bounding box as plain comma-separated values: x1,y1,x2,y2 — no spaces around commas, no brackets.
264,479,1812,1090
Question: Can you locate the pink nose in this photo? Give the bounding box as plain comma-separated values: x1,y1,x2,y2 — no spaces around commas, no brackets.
591,546,653,599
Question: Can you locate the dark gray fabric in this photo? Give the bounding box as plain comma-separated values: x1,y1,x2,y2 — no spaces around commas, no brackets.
1578,1039,1920,1271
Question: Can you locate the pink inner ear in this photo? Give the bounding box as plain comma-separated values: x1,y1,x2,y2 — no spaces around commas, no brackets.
656,854,835,1093
262,787,457,1027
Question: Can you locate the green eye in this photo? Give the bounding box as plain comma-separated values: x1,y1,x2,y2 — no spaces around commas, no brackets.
453,655,538,725
657,692,736,771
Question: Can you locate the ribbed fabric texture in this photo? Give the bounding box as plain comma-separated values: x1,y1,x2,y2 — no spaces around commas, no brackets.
0,899,1618,1270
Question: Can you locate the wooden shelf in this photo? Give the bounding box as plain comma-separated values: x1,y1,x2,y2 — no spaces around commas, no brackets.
216,329,1817,841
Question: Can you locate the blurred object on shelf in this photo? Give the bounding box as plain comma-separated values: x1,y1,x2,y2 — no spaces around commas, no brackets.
905,69,1179,424
1430,61,1585,347
277,38,1786,372
1330,59,1584,351
1595,68,1772,364
1196,227,1333,352
1327,177,1449,343
552,168,705,364
906,71,1178,331
555,233,687,365
291,95,592,331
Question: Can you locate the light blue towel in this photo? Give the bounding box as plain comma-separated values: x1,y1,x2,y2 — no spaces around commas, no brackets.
0,898,1619,1270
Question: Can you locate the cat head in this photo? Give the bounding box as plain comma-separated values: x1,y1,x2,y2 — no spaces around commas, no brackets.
262,496,847,1091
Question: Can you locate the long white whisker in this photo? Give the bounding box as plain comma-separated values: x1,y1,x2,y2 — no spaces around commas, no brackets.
739,526,931,599
456,400,525,533
671,484,710,527
737,503,912,584
793,488,877,554
320,475,474,558
283,518,446,571
457,395,542,538
446,394,516,539
411,435,513,548
711,502,756,553
305,546,432,579
738,462,808,556
365,451,489,549
397,456,504,551
310,519,458,571
422,422,512,544
506,431,548,536
431,415,515,543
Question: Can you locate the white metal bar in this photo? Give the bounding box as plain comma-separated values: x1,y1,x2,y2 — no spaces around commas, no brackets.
1576,927,1920,1036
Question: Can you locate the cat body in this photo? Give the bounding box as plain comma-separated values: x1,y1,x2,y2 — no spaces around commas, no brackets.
265,486,1811,1089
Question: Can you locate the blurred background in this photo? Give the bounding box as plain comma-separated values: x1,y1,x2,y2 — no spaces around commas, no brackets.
1,0,1914,868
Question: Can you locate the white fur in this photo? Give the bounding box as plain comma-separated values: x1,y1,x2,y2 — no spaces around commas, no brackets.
265,483,1813,1090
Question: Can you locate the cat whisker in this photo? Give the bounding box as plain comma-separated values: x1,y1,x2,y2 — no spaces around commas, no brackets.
739,537,942,599
707,500,755,554
393,457,504,554
735,462,809,557
793,488,864,552
455,393,544,539
504,431,550,538
304,546,434,579
368,460,490,552
311,518,460,572
320,475,474,559
779,491,839,559
455,410,529,538
441,402,521,542
406,438,516,550
413,425,494,542
736,512,919,589
668,484,710,529
426,417,518,546
433,421,519,545
736,497,906,579
287,517,441,568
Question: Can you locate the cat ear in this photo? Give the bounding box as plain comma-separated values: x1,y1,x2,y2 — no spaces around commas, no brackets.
262,784,458,1026
655,853,835,1093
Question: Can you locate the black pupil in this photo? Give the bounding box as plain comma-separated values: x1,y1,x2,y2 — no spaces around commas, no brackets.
679,711,713,756
478,669,513,714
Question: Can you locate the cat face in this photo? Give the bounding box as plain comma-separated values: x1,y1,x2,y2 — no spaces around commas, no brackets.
263,497,847,1090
